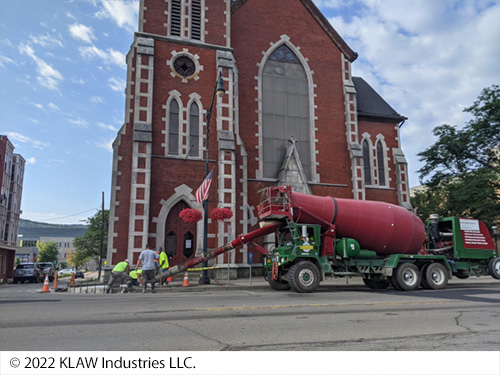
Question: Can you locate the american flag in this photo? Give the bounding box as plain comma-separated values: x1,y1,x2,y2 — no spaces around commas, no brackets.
195,168,214,203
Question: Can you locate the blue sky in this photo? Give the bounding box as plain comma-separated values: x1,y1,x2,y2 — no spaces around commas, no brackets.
1,0,499,224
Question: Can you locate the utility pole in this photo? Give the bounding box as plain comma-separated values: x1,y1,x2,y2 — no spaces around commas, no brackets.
98,191,104,280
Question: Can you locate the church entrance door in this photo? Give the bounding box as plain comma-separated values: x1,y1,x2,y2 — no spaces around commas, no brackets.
164,201,197,267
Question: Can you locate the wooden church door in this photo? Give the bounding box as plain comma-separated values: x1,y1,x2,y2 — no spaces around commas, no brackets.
164,201,197,266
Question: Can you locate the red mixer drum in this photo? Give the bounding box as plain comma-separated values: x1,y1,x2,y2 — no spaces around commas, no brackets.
289,190,426,255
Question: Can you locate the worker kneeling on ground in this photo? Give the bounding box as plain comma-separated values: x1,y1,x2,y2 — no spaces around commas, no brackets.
106,259,134,294
129,268,143,286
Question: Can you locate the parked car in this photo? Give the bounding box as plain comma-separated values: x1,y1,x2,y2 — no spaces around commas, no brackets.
75,270,85,279
58,268,74,276
37,262,56,281
13,263,41,283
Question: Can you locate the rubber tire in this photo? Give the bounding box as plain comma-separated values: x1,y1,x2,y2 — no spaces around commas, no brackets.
267,272,292,291
421,263,449,290
13,279,18,284
287,261,321,293
363,277,390,289
454,271,469,279
390,276,403,291
394,263,421,291
488,257,500,280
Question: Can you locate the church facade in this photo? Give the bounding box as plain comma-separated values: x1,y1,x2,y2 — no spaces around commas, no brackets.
107,0,412,275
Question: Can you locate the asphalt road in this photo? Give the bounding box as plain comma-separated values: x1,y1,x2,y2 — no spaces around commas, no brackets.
1,277,499,351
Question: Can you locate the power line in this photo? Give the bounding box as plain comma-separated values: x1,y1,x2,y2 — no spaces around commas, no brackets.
23,208,99,222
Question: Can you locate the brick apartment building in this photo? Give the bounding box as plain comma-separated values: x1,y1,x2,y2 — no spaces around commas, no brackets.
0,135,25,282
107,0,412,276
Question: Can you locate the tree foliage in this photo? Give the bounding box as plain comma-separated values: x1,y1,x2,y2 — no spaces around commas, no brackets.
73,210,109,261
412,85,500,228
37,241,59,263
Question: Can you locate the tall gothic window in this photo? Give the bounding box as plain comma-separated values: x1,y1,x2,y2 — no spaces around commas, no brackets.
377,141,386,186
189,102,200,157
262,44,310,179
363,139,371,185
169,100,180,155
170,0,182,37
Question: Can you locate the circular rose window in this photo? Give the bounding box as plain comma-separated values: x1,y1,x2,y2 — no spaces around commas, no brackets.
173,55,196,78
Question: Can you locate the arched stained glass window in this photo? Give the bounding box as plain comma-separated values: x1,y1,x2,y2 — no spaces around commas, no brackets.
377,141,386,186
169,100,179,155
262,44,310,179
189,102,199,157
363,139,371,185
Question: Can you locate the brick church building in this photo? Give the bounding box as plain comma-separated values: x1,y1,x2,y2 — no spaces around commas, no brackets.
107,0,412,276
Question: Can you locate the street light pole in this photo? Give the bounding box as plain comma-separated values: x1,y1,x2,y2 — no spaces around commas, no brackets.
98,191,104,280
199,71,225,285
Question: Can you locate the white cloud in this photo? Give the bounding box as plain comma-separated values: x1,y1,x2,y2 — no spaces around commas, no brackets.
79,45,126,68
95,137,115,152
19,43,63,90
68,118,90,128
5,132,49,150
0,55,15,68
30,101,45,111
28,33,64,48
69,23,96,44
90,96,104,103
48,102,60,111
108,76,125,92
26,157,36,165
95,0,139,33
98,122,117,131
324,0,500,185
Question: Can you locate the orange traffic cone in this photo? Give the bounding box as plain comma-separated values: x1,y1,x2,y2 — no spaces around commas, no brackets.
53,272,58,289
167,267,172,282
41,274,50,293
182,271,189,287
69,272,75,286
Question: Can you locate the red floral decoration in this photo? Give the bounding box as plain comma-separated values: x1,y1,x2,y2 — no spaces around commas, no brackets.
179,208,202,223
210,208,233,221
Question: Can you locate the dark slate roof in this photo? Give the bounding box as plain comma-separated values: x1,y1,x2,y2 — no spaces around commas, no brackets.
353,77,407,123
18,227,87,239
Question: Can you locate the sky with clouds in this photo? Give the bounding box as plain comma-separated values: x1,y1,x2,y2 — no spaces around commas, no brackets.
1,0,499,224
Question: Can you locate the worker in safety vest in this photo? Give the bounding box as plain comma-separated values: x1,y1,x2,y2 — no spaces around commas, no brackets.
129,268,143,286
158,247,170,286
106,259,133,293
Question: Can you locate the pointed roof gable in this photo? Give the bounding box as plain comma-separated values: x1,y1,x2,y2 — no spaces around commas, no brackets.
231,0,358,62
276,137,312,195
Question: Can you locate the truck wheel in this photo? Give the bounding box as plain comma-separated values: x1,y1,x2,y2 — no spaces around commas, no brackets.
287,261,320,293
488,257,500,280
394,263,421,291
363,277,390,289
454,271,469,279
421,263,449,290
267,272,291,290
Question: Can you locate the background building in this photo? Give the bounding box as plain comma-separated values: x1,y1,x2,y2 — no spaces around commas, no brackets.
16,225,88,268
0,135,25,282
107,0,412,277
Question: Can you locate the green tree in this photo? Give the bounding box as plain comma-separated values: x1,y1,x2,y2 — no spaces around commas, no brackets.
73,209,109,262
66,249,88,270
412,84,500,228
37,241,59,263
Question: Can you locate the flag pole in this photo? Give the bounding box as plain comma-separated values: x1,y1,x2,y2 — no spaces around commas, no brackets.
199,71,225,285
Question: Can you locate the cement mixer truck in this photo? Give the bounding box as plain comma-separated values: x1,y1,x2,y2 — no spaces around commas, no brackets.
258,186,499,292
158,185,499,293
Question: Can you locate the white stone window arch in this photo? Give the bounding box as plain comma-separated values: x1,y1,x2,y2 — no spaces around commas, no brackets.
186,93,203,159
162,90,183,157
255,35,318,182
375,134,389,187
361,133,374,186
